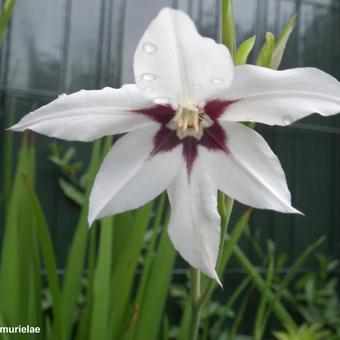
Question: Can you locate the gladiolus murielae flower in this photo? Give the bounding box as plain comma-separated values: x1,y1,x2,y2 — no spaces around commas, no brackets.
9,8,340,283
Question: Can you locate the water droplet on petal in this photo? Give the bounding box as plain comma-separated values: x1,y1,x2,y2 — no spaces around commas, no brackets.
153,97,170,105
143,42,158,54
141,73,157,81
283,115,293,125
211,77,225,85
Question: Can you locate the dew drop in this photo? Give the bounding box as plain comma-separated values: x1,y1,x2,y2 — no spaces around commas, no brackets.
211,77,225,85
141,73,157,81
143,42,158,54
153,97,170,105
283,115,292,125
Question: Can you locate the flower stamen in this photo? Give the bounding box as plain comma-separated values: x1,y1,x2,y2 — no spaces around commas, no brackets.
167,104,213,139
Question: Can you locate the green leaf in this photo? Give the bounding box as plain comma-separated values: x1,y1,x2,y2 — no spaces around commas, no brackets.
23,174,63,340
232,243,297,332
132,221,176,340
254,251,275,340
222,0,236,58
133,195,166,309
210,276,251,339
0,0,15,46
109,203,153,338
2,103,15,213
89,218,114,340
58,178,85,206
235,36,256,65
0,138,30,325
259,236,326,334
60,140,102,340
272,15,297,70
0,309,11,340
74,227,98,340
256,32,275,68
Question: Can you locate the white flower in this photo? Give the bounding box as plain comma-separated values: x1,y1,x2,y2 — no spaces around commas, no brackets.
9,8,340,282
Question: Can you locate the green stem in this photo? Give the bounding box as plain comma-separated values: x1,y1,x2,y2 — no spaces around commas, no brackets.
189,268,202,340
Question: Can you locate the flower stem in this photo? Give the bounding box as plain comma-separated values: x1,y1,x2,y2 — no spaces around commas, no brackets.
189,268,201,340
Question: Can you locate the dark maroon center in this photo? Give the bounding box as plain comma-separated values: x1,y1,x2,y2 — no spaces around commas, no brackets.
133,99,236,176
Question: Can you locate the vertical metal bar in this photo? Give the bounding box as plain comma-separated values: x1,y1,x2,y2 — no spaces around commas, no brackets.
214,0,220,42
96,0,107,88
114,0,127,86
105,0,114,86
59,0,73,92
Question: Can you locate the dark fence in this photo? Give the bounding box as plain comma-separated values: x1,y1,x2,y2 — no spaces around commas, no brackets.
0,0,339,269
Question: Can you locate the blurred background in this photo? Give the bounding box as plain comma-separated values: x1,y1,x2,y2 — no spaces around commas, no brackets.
0,0,340,338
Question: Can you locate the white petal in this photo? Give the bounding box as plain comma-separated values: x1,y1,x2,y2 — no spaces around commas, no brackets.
221,65,340,126
88,126,181,225
202,122,301,214
167,158,221,283
134,8,233,106
9,85,156,141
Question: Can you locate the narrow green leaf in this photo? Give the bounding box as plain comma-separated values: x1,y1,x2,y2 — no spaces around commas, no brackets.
132,223,176,340
260,236,326,333
222,0,236,58
177,303,191,340
26,233,43,340
75,227,98,340
58,178,85,206
89,218,114,340
134,195,166,308
60,140,101,340
210,276,251,339
229,286,253,338
0,0,15,46
232,243,297,332
272,15,297,70
256,32,275,68
2,102,15,213
23,174,63,340
254,251,275,340
0,138,29,325
235,36,256,65
109,203,153,338
0,309,10,340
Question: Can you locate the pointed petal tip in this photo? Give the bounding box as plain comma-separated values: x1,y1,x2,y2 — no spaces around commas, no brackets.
6,123,21,132
87,214,95,229
216,276,223,289
295,208,305,217
206,268,223,288
287,205,304,216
